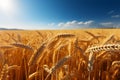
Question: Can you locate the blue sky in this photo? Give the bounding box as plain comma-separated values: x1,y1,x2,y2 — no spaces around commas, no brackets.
0,0,120,29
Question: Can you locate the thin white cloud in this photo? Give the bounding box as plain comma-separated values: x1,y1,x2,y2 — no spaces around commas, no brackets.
48,23,55,26
108,10,120,19
84,20,94,25
56,20,120,29
58,20,94,29
100,22,113,26
108,10,114,14
100,22,120,28
58,22,64,27
111,15,120,18
1,20,120,29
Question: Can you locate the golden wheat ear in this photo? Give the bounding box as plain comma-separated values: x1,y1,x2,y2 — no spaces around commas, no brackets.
85,31,97,38
85,44,120,53
0,64,9,80
85,31,104,38
8,65,20,70
0,45,13,49
86,44,120,70
28,72,38,80
101,34,114,45
56,33,75,38
10,43,33,51
28,42,46,66
36,31,44,38
45,55,71,80
6,32,18,42
112,61,120,66
43,65,50,73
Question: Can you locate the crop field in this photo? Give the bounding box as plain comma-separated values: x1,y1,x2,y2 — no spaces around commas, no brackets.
0,29,120,80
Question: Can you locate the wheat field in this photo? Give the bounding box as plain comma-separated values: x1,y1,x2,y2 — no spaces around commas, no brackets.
0,29,120,80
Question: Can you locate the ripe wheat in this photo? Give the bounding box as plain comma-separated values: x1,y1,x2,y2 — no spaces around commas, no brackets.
45,55,71,80
28,72,38,80
101,34,114,45
56,33,75,38
0,64,8,80
85,44,120,53
28,42,46,66
112,61,120,66
0,45,13,49
10,43,33,51
0,30,120,80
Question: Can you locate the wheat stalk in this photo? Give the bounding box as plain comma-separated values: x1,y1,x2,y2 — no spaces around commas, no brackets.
6,32,18,42
101,34,114,45
0,52,4,70
28,72,38,80
45,55,71,80
8,65,20,70
17,33,21,42
87,51,94,80
0,45,13,49
1,39,9,43
10,43,33,51
46,37,59,50
85,31,97,38
28,42,46,66
46,33,74,51
112,69,119,79
52,42,69,66
36,31,44,39
85,31,104,43
88,51,94,71
43,65,50,73
51,55,71,73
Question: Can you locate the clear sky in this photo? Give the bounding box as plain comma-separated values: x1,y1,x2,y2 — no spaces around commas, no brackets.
0,0,120,29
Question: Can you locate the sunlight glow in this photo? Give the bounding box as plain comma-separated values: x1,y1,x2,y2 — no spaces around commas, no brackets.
0,0,17,15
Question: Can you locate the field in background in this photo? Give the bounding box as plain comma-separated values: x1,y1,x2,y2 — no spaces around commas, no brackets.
0,29,120,80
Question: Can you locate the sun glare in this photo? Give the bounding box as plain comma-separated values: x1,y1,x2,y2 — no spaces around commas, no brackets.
0,0,16,15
